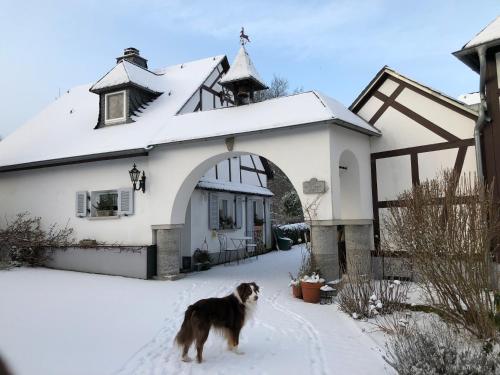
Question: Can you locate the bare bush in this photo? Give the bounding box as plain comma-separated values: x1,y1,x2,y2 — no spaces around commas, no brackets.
385,318,500,375
0,212,74,266
371,311,415,335
383,171,499,339
338,256,410,318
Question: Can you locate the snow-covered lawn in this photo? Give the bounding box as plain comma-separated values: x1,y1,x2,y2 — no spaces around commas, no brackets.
0,246,394,375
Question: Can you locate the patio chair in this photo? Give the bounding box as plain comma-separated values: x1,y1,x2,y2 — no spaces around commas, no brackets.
245,242,258,259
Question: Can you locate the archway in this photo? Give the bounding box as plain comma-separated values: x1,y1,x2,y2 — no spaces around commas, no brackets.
169,151,307,272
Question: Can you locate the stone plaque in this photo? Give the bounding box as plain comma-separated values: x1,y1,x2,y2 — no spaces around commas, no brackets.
303,178,327,194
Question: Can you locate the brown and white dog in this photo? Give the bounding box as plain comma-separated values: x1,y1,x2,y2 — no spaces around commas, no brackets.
175,282,259,363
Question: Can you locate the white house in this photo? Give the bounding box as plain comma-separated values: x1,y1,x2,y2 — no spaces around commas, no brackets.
0,42,380,281
1,18,499,281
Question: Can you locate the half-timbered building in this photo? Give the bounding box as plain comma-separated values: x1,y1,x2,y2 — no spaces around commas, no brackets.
2,18,500,281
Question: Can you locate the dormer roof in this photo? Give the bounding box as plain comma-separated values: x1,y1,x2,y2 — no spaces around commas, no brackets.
453,16,500,73
90,60,164,94
219,46,267,91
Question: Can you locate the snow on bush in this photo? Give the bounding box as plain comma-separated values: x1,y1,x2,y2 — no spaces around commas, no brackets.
339,277,410,319
385,318,500,375
276,222,309,245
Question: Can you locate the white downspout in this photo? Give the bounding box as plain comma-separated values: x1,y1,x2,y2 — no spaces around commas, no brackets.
475,45,490,181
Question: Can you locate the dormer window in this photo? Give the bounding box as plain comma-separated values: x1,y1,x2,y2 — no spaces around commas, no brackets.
89,48,163,129
104,91,127,125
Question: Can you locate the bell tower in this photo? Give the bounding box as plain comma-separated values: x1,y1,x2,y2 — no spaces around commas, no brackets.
220,28,268,105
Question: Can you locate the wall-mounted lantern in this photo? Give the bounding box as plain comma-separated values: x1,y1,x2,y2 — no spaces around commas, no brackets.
129,163,146,193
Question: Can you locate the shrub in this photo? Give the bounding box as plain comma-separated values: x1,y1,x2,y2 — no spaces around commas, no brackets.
193,249,211,264
383,171,499,339
276,222,309,245
0,212,73,266
385,319,500,375
338,255,410,318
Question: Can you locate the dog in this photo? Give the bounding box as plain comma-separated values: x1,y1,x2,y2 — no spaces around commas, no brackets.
175,282,259,363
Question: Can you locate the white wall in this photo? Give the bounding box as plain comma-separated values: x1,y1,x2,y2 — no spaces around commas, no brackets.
330,125,373,220
0,156,152,245
0,123,369,246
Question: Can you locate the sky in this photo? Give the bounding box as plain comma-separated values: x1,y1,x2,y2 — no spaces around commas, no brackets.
0,0,499,138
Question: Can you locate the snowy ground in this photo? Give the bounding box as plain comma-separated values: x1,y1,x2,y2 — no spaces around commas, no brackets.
0,245,394,375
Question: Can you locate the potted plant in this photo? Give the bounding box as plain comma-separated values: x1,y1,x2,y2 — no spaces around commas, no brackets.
254,217,264,227
93,198,116,217
193,249,211,271
219,216,234,229
289,272,302,299
300,273,325,303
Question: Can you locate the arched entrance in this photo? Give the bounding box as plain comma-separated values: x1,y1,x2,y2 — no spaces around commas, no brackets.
148,123,375,281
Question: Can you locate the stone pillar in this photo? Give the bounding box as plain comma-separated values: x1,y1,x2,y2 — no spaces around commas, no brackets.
156,226,183,280
345,224,373,277
311,224,339,281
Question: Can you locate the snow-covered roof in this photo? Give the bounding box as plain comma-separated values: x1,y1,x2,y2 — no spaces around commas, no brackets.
458,92,480,106
0,55,226,169
90,60,164,93
219,46,267,90
463,16,500,50
0,56,377,171
197,177,273,196
453,16,500,73
150,90,379,146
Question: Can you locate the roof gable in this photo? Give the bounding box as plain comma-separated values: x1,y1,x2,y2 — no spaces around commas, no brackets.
350,67,477,119
90,60,164,94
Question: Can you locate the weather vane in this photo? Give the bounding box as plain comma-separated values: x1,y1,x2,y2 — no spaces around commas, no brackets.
240,27,250,45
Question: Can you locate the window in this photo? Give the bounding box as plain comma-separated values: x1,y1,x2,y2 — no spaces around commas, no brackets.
219,198,235,229
91,190,118,217
75,188,134,218
104,91,126,124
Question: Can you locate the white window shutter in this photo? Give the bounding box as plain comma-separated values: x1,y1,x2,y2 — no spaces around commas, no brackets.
235,196,243,228
75,191,89,217
246,198,253,238
209,192,219,230
118,188,134,216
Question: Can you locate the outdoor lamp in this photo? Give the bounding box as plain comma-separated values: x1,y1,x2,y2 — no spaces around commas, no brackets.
129,163,146,193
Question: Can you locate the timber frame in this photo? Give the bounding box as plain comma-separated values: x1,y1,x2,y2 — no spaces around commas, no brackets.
352,67,478,251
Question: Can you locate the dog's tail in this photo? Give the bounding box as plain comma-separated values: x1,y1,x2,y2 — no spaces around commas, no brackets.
175,305,196,346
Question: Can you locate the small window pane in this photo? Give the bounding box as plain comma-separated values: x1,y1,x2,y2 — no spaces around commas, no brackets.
106,92,125,120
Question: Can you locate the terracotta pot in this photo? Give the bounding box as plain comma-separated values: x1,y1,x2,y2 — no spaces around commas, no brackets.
292,284,303,299
301,282,325,303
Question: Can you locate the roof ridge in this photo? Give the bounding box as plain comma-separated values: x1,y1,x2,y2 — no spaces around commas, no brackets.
121,59,162,76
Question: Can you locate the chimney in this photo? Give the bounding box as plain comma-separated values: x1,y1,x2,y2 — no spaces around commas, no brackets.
116,47,148,69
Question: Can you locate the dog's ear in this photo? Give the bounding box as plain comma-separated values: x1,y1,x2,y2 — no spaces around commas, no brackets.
251,282,260,293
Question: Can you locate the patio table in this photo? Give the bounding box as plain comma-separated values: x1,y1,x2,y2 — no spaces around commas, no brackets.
227,236,253,264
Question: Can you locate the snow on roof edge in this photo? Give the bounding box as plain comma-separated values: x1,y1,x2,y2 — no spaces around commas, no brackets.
197,178,274,196
350,66,478,117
